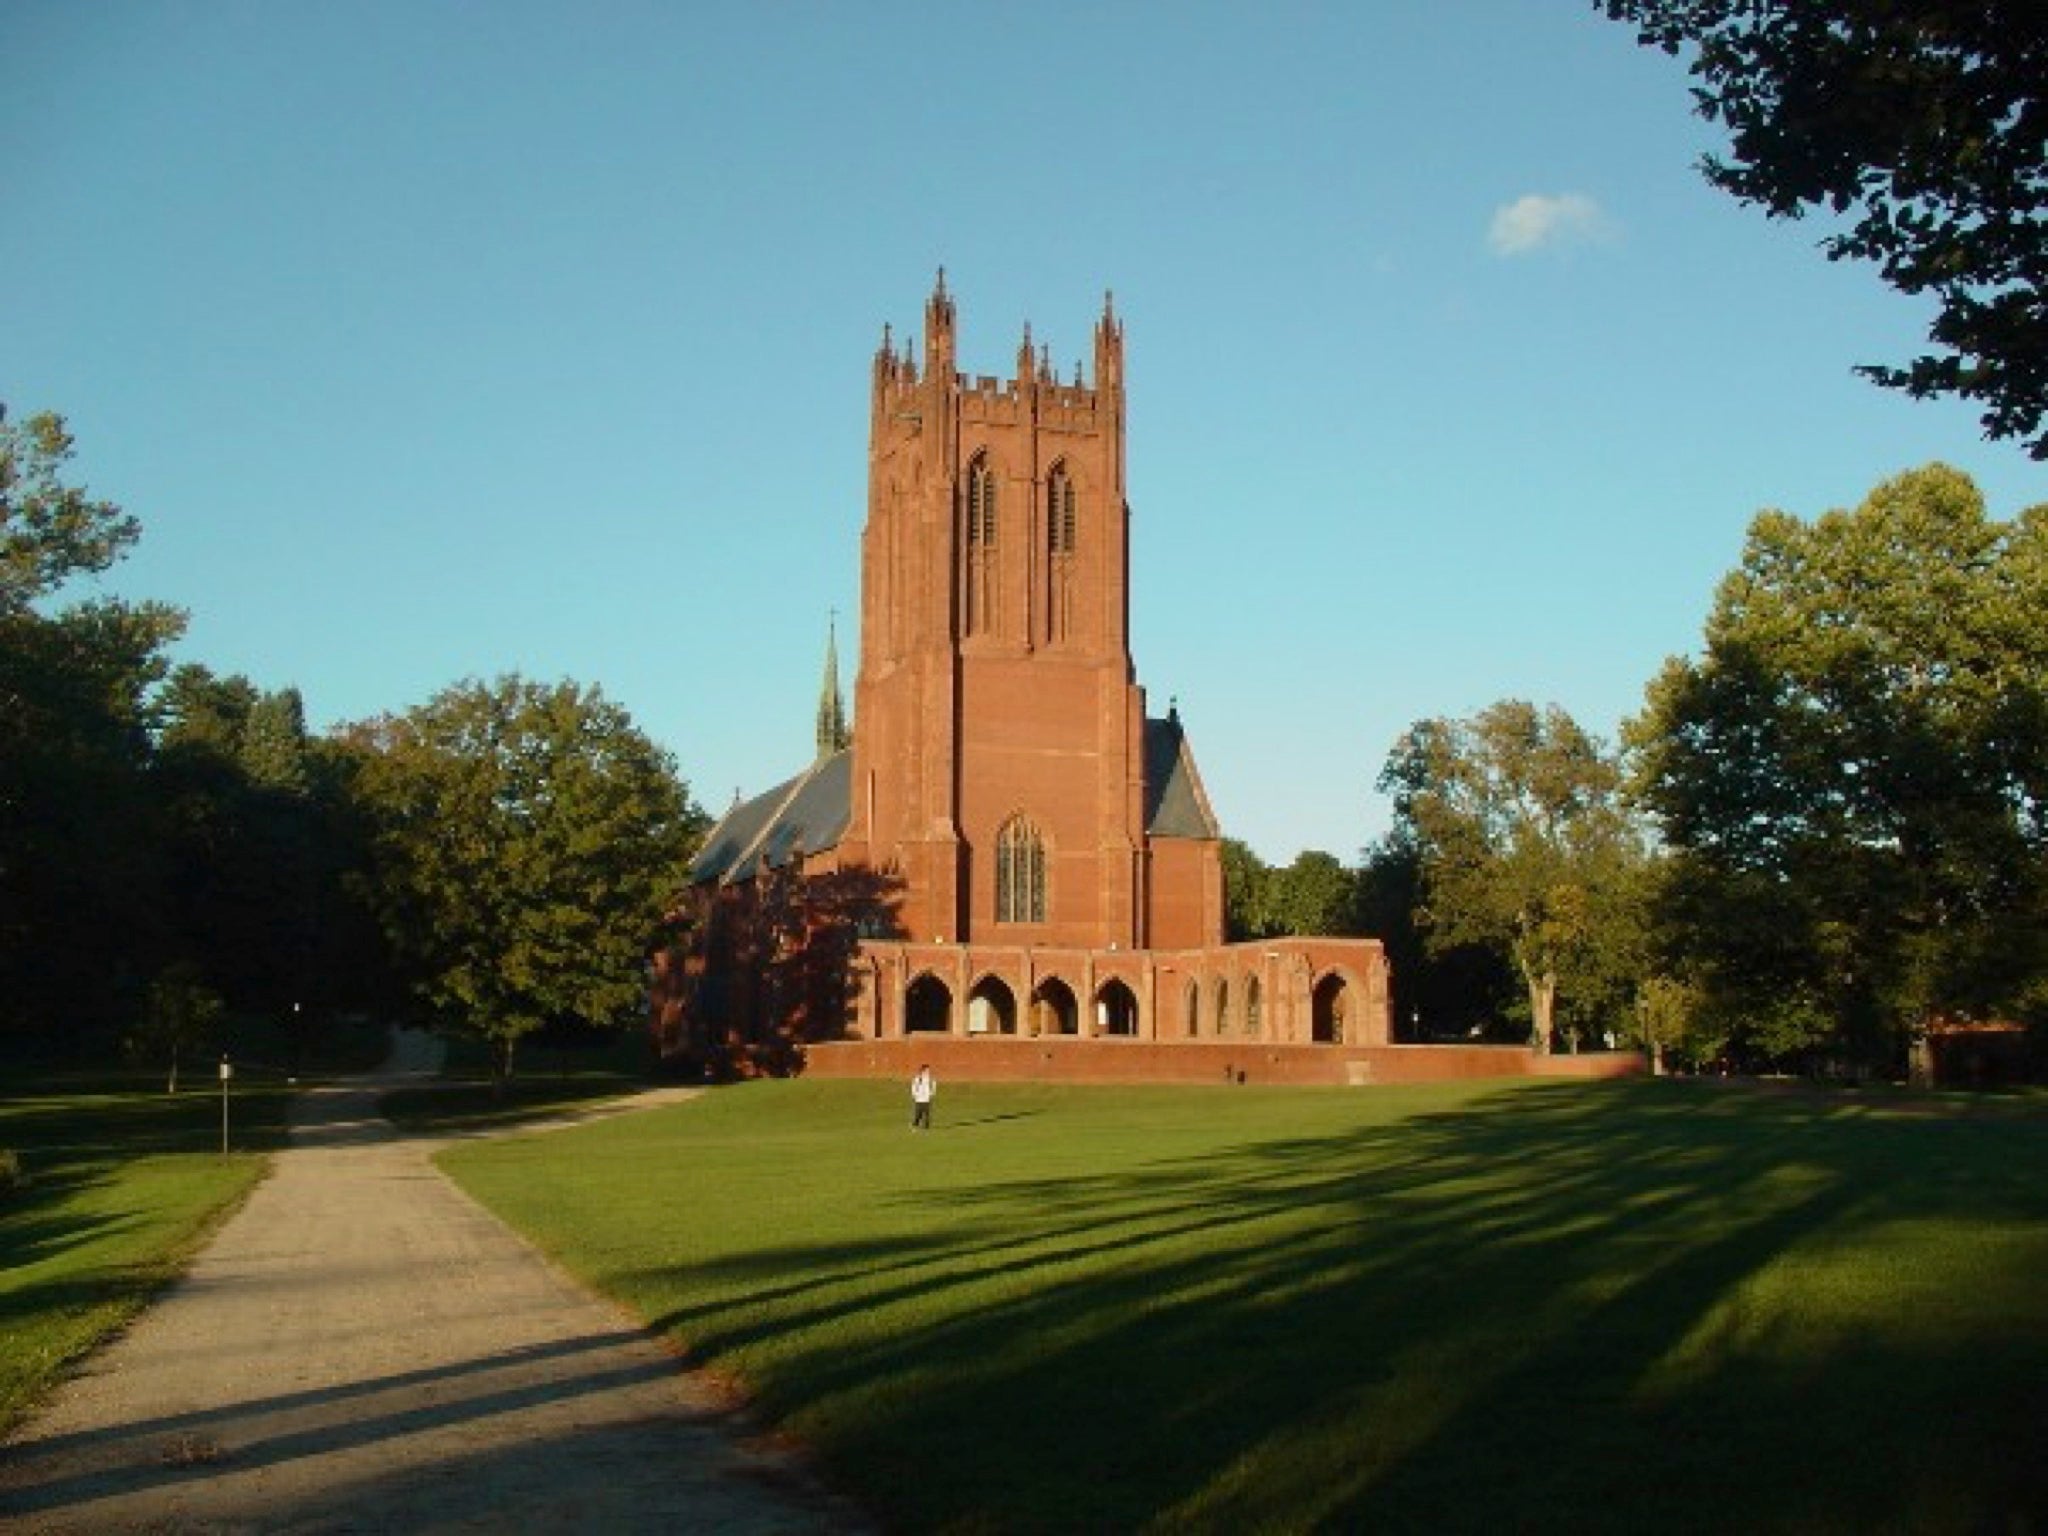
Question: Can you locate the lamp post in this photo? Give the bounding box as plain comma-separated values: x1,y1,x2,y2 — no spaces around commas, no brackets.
218,1055,233,1154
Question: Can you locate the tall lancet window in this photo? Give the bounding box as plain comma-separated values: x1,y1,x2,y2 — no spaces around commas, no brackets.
1046,463,1077,643
994,814,1047,924
965,452,998,636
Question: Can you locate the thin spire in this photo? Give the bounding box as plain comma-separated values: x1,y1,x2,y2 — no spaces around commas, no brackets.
815,610,849,759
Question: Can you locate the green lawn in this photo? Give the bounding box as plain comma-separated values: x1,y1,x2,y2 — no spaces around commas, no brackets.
437,1077,2048,1533
0,1074,289,1431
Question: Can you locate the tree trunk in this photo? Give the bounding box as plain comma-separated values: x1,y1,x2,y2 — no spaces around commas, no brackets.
1528,972,1557,1054
167,1048,179,1096
1907,1023,1934,1089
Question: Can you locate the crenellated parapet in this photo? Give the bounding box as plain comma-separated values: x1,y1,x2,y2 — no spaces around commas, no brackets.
871,270,1123,434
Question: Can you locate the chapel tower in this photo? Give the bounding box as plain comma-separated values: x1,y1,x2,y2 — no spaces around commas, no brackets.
837,272,1164,949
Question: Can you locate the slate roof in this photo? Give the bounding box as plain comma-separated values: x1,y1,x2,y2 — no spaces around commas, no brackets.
1142,713,1222,840
691,717,1219,886
690,749,852,886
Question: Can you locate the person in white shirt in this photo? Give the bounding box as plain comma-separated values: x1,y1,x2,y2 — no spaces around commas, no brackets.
910,1065,936,1131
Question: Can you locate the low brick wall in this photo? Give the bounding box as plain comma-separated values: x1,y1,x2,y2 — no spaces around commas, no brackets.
800,1037,1646,1086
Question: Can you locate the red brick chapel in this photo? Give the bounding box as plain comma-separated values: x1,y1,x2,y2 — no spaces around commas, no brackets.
656,277,1631,1085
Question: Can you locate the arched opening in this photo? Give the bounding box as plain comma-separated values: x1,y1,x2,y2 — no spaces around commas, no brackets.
1095,978,1139,1037
1245,976,1262,1039
1214,978,1230,1036
1312,973,1351,1044
1031,976,1079,1036
1184,978,1200,1038
967,975,1018,1036
906,974,953,1035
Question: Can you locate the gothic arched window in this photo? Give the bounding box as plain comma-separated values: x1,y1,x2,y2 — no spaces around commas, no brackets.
1046,462,1077,642
994,814,1047,924
966,452,998,636
1047,464,1076,555
968,454,998,549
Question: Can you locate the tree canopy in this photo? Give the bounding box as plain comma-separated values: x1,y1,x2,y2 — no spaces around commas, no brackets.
0,410,185,1043
1221,841,1362,941
347,676,706,1078
1627,463,2048,1073
1,408,144,612
1600,2,2048,456
1381,701,1645,1052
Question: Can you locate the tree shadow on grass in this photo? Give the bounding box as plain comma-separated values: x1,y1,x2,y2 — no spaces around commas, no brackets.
0,1327,851,1529
634,1082,2048,1533
0,1198,139,1282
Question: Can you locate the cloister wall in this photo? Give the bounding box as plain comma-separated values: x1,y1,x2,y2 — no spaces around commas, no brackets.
803,1037,1647,1086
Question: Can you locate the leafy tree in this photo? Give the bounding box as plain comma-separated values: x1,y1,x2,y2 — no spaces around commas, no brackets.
152,666,388,1040
1627,463,2048,1077
1357,833,1520,1041
240,687,311,794
680,863,909,1078
0,409,183,1048
1265,850,1360,938
1628,974,1701,1077
130,961,224,1093
1220,838,1272,941
1380,702,1645,1053
0,408,142,611
348,676,705,1081
1598,2,2048,456
1223,842,1364,940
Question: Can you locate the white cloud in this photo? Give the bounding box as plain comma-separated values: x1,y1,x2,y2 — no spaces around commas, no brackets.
1487,193,1617,256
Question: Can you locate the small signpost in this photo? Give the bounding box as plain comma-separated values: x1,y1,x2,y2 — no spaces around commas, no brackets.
219,1056,233,1154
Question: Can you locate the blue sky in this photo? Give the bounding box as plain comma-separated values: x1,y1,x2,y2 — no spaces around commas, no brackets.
5,2,2042,861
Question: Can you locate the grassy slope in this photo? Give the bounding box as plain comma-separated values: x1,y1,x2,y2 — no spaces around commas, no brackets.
0,1075,288,1431
438,1078,2048,1534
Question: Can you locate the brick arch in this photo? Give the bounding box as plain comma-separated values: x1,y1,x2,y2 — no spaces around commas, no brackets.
1312,967,1368,1045
966,972,1019,1036
1030,974,1080,1036
905,972,954,1035
1093,975,1141,1037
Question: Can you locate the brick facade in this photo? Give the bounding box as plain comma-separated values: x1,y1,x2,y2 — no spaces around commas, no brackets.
833,274,1203,950
659,277,1614,1083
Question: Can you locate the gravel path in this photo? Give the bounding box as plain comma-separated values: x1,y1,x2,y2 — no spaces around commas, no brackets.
0,1058,873,1534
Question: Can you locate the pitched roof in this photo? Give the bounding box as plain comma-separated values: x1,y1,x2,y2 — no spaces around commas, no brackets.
1142,713,1222,840
690,749,852,886
691,716,1219,887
